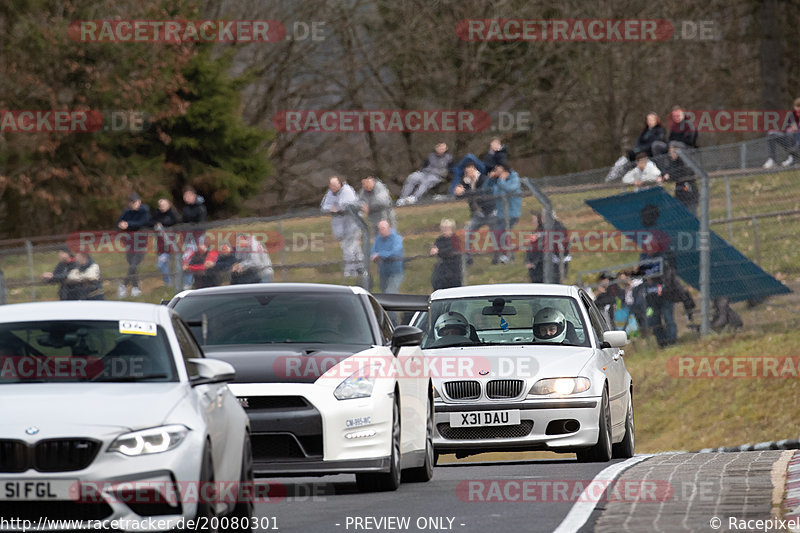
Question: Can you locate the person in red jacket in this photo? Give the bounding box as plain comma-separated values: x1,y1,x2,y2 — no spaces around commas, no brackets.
182,236,218,289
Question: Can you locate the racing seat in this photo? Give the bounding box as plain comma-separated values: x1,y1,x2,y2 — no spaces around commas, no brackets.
565,321,580,345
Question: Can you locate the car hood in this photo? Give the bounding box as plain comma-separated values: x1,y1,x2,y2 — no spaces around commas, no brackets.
0,383,189,439
202,344,371,384
423,345,595,380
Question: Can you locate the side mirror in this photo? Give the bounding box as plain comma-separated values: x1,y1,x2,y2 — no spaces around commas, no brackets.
189,358,236,386
391,325,423,353
601,330,628,349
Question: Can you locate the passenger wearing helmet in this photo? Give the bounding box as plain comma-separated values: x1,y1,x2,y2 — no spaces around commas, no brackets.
532,307,567,344
430,311,474,347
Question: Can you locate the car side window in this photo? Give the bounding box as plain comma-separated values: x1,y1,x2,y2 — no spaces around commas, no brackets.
368,296,394,344
581,294,606,344
172,316,203,378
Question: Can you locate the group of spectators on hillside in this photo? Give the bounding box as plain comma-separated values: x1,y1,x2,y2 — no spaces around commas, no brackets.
44,185,273,300
321,137,538,293
605,105,701,215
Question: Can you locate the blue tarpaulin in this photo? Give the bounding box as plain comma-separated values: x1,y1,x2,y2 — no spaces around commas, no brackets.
586,187,790,302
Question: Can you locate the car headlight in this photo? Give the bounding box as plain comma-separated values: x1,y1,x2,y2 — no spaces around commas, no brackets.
108,425,189,456
529,377,591,396
433,386,440,399
333,369,377,400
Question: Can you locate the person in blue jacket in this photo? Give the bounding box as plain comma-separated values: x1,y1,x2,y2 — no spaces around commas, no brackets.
488,163,521,264
370,220,404,294
116,193,151,298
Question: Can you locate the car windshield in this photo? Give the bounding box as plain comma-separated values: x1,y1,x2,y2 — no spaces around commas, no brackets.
172,292,375,346
413,296,590,349
0,320,176,383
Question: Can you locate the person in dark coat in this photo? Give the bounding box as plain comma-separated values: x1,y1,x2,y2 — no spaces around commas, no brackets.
449,138,509,193
181,186,207,289
607,112,668,181
66,252,104,300
150,197,180,285
666,105,698,148
662,141,698,215
116,193,150,297
42,248,77,300
430,219,462,291
181,186,207,223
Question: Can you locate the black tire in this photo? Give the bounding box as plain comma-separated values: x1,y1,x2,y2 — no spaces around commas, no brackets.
612,393,635,459
356,398,402,492
228,432,254,521
185,443,217,533
576,388,612,463
403,398,434,482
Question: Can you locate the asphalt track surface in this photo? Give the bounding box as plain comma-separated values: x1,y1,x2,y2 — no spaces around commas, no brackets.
253,458,624,533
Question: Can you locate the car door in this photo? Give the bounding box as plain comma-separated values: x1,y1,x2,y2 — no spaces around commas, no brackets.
581,293,626,425
368,296,425,454
172,317,231,472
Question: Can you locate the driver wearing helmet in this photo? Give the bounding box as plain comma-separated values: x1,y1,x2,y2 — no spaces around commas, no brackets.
430,311,473,347
532,307,568,344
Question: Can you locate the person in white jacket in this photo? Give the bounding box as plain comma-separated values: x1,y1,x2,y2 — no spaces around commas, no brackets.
321,175,364,278
622,152,663,190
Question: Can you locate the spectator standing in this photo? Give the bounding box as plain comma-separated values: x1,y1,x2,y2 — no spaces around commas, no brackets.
397,142,453,205
321,176,364,278
488,164,521,264
430,219,462,290
181,186,207,223
41,247,77,300
455,163,496,264
662,141,699,215
763,97,800,168
66,252,104,300
181,186,207,290
359,175,396,233
525,210,571,283
370,220,404,294
449,138,509,193
150,197,180,286
231,233,274,284
116,193,150,297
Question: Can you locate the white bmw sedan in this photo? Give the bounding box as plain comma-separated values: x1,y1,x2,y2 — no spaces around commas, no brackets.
410,284,634,463
0,301,251,532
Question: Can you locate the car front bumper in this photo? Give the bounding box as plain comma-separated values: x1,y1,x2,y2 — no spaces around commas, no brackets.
229,383,395,476
433,397,601,454
0,429,208,532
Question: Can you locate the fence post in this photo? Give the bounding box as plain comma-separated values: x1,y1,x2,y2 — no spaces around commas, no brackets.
25,240,35,301
520,178,555,283
740,143,746,169
678,150,711,336
752,216,761,266
725,176,733,242
278,219,287,281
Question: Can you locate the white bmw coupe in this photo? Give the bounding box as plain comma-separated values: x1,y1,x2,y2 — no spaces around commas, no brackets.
0,301,251,532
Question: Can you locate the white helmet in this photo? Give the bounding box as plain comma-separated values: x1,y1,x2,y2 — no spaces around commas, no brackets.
434,312,469,339
533,308,567,343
